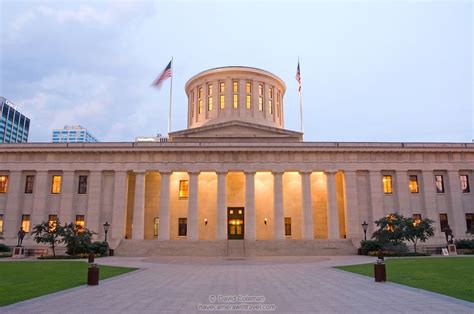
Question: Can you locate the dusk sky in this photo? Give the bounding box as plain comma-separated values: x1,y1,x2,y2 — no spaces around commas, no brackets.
1,0,472,143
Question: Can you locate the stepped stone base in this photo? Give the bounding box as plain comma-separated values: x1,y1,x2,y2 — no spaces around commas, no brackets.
115,239,357,257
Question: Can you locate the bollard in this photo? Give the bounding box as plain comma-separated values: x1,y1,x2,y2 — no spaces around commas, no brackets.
374,261,386,282
109,248,114,256
88,253,95,263
87,263,100,286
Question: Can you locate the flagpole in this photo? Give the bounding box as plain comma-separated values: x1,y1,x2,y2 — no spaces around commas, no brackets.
298,57,303,136
168,57,173,136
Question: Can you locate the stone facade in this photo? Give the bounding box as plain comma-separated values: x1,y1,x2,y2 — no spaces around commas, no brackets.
0,67,473,255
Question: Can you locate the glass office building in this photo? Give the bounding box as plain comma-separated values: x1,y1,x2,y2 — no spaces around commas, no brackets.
52,125,99,143
0,97,30,143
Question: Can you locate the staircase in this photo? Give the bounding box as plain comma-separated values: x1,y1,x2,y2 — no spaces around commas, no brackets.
226,240,245,258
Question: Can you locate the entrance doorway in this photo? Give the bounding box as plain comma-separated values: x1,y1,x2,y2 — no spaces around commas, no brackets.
227,207,244,240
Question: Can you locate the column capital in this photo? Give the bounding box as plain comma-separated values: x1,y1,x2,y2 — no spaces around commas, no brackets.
272,171,284,176
187,171,201,177
324,170,338,176
216,171,228,176
133,170,147,175
299,170,313,175
244,171,256,176
158,171,172,176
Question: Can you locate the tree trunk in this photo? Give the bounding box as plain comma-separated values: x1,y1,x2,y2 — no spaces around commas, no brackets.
414,241,417,253
52,243,56,256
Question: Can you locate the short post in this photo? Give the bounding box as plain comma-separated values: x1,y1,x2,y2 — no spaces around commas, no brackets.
87,263,100,286
374,249,386,282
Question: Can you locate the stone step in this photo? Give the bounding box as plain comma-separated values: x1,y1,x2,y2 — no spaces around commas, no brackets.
227,240,245,258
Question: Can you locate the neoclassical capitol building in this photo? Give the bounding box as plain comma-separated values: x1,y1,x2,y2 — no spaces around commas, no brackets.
1,66,473,256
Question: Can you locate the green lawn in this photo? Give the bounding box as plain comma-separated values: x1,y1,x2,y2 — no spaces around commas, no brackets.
0,261,137,306
336,257,474,302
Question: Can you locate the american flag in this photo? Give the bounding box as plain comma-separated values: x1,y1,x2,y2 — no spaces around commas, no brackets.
295,61,301,92
152,60,172,88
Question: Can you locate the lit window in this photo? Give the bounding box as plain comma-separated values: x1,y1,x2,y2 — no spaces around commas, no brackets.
246,82,252,93
0,175,8,193
178,218,187,236
382,175,392,194
21,214,30,232
435,175,444,193
154,217,159,237
78,175,88,194
75,215,85,232
233,81,238,93
220,82,225,93
220,95,225,109
412,214,421,226
25,175,34,194
409,175,419,193
198,87,203,114
258,84,264,111
460,175,470,193
191,91,195,117
246,82,252,109
268,99,273,114
0,214,3,235
179,180,189,199
285,217,291,236
466,213,474,233
233,81,239,108
207,84,213,111
233,95,238,109
439,213,448,231
51,175,61,194
48,214,58,231
246,95,251,109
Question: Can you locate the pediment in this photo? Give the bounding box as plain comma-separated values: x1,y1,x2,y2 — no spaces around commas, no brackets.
169,121,302,143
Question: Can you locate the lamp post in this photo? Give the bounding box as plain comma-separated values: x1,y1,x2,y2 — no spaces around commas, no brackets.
103,221,110,244
361,221,368,242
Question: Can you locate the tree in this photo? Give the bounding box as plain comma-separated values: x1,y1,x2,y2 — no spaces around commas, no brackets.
372,213,406,245
31,219,65,256
405,217,435,253
63,223,95,256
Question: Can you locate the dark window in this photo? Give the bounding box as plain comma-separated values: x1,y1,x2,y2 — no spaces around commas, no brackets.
409,175,419,193
178,218,187,236
466,213,474,233
78,176,88,194
285,217,291,236
154,217,159,237
460,175,470,193
439,213,448,231
435,175,445,193
25,175,34,194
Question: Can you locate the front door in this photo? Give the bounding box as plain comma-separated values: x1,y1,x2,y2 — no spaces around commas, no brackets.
228,207,244,240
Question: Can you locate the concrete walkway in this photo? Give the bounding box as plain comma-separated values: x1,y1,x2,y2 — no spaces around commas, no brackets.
2,256,473,313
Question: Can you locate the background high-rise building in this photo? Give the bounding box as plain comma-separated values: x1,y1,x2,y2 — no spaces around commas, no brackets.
52,125,99,143
0,96,30,143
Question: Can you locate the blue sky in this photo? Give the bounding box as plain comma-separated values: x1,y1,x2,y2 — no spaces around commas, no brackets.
0,0,472,142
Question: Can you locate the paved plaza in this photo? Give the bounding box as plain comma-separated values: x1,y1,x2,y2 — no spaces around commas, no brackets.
2,256,473,313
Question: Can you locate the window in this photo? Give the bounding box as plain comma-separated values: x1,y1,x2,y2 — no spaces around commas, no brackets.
246,82,252,93
78,175,88,194
460,175,470,193
75,215,85,232
220,82,225,93
466,213,474,233
207,84,213,111
435,175,445,193
219,82,225,109
154,217,159,237
277,90,281,118
191,91,195,117
0,214,3,235
268,87,273,114
409,175,419,193
0,175,8,193
198,87,203,114
246,95,251,109
220,95,225,109
179,180,189,199
48,214,58,231
382,175,392,194
233,95,238,109
233,81,239,109
178,218,187,236
51,175,61,194
25,175,34,194
21,214,30,232
246,82,252,109
258,84,264,111
285,217,291,236
439,213,448,231
412,214,422,226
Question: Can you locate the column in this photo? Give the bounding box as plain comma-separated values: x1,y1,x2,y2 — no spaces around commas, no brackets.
300,171,314,240
343,171,360,239
111,171,128,240
216,172,227,240
369,171,384,233
273,171,285,240
86,171,102,236
4,171,22,239
30,171,48,230
59,171,75,224
447,170,466,237
421,171,440,237
187,172,199,240
326,170,340,239
158,172,171,240
132,171,146,240
396,171,411,216
245,171,256,240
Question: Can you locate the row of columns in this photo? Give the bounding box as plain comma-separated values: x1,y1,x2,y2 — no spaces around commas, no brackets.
130,170,341,241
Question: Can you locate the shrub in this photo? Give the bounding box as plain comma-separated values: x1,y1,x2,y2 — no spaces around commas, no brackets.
454,239,474,250
89,241,109,256
381,242,408,253
63,223,95,256
37,255,85,260
360,240,382,255
0,243,11,252
368,251,430,257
